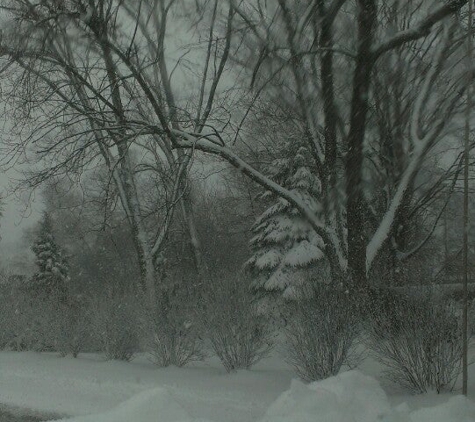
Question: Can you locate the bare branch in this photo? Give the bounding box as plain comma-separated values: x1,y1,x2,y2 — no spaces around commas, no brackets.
372,0,468,59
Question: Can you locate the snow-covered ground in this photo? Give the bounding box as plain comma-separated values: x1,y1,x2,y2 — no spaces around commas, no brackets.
0,352,293,422
0,351,474,422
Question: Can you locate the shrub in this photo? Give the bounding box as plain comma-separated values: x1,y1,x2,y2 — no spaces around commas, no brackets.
1,276,89,356
284,284,361,382
367,288,463,394
2,294,57,352
0,277,45,351
91,295,138,361
0,285,19,349
141,283,204,367
17,292,91,356
199,273,274,372
53,296,91,357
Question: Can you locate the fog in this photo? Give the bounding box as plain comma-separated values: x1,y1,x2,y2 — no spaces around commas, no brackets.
0,169,42,271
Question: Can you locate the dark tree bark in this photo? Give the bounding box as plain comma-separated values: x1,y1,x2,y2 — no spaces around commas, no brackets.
346,0,378,289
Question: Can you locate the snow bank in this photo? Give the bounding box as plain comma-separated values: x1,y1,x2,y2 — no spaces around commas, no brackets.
411,395,475,422
259,370,475,422
1,352,474,422
42,368,475,422
0,352,292,421
260,371,393,422
51,388,211,422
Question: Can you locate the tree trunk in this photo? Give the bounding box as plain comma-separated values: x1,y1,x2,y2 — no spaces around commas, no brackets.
141,253,157,308
346,0,377,289
319,1,339,223
179,190,207,279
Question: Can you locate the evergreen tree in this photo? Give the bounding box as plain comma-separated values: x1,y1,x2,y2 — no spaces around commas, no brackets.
246,132,328,300
30,212,70,300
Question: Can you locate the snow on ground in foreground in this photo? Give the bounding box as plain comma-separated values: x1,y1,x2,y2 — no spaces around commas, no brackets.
259,371,475,422
0,352,475,422
0,352,293,422
51,388,212,422
48,371,475,422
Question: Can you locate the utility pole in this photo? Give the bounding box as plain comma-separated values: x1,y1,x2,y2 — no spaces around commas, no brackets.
463,0,473,397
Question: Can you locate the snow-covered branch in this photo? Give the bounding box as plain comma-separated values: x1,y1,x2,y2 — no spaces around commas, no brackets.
366,92,465,272
372,0,468,59
171,129,347,272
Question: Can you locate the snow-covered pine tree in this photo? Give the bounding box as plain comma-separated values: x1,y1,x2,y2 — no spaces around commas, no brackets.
246,135,327,301
30,212,70,301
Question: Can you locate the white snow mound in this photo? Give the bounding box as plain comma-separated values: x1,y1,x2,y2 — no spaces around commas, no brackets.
410,395,475,422
260,370,393,422
44,369,475,422
50,387,211,422
259,370,475,422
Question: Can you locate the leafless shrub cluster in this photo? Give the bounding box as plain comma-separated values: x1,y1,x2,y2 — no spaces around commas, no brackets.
284,285,361,382
140,284,205,367
91,295,138,362
199,274,274,372
0,290,30,350
53,296,90,358
0,274,46,351
367,289,463,393
0,278,89,357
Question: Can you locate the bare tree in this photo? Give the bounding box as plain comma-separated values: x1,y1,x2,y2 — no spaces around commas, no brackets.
0,0,471,296
171,0,472,291
365,2,468,283
0,0,236,304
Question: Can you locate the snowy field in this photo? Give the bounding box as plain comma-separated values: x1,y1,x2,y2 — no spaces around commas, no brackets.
0,351,474,422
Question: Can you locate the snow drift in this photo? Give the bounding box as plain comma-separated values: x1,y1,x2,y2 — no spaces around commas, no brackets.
51,387,211,422
259,370,475,422
49,370,475,422
260,371,394,422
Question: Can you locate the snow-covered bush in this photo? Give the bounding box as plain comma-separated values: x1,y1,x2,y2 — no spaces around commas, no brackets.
91,295,138,361
199,273,274,372
367,289,463,393
284,284,361,382
141,284,204,367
